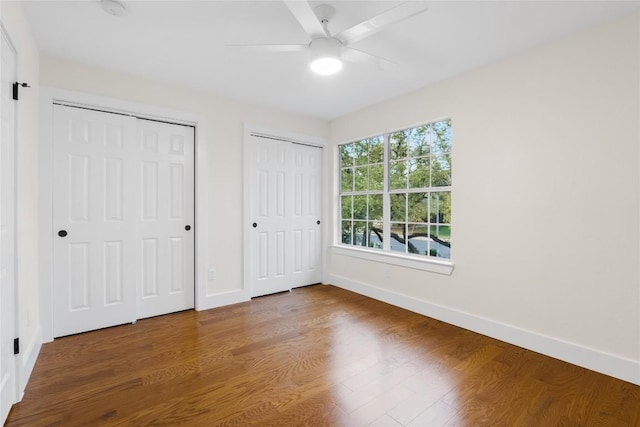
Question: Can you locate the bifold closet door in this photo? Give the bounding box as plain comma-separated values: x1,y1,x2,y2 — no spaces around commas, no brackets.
52,105,195,337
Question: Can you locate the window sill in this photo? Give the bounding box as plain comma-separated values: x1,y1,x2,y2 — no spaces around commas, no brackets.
331,245,454,275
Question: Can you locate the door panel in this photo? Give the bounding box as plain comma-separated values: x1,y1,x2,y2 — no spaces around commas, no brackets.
52,105,138,337
136,119,194,319
291,143,322,286
249,137,293,297
104,241,124,304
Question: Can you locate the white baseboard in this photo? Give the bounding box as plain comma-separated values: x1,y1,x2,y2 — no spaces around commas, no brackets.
196,289,249,311
329,274,640,386
18,325,42,400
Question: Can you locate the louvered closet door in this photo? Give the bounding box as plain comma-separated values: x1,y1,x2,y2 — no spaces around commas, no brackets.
136,119,194,319
52,105,138,337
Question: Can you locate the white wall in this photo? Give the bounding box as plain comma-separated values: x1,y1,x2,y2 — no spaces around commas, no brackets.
39,55,329,303
328,14,640,384
1,0,41,393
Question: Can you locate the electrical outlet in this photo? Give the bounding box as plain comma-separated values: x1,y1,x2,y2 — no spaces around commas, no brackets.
208,269,216,281
384,265,391,278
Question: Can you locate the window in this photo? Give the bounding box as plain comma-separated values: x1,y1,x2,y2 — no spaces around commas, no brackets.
339,119,451,260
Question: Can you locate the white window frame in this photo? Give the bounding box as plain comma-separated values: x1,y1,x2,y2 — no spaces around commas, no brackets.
333,120,453,276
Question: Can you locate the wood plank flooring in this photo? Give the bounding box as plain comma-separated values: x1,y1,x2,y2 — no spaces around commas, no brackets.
6,285,640,426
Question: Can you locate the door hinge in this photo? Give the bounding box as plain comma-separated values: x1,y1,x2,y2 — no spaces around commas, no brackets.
13,82,31,101
13,338,19,355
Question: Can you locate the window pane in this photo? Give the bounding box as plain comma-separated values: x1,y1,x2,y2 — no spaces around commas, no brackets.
354,141,369,165
364,223,374,248
408,223,429,255
408,156,430,188
368,225,383,249
390,193,406,222
390,222,406,253
389,160,407,189
430,225,451,259
341,195,352,220
370,221,383,247
340,144,354,167
408,126,430,157
353,195,367,220
430,224,451,241
431,154,451,187
368,194,383,221
369,137,384,163
407,193,428,223
354,166,368,191
430,192,451,224
369,164,383,191
431,119,452,155
353,221,366,246
341,168,353,192
341,221,352,244
389,131,408,160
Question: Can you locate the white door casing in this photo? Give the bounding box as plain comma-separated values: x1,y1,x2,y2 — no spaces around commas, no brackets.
246,132,323,298
137,119,194,319
52,105,139,337
52,105,195,337
0,23,18,424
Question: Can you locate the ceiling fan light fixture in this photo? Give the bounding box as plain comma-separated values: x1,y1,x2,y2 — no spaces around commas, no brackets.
309,37,343,76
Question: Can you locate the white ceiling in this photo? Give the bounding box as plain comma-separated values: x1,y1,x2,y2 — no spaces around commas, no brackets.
22,0,640,120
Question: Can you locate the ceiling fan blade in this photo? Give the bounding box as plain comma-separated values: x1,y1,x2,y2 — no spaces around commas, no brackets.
226,44,307,53
336,1,428,46
283,1,328,39
343,47,397,70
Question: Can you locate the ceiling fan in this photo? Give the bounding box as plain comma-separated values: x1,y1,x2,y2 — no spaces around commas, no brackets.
228,1,429,75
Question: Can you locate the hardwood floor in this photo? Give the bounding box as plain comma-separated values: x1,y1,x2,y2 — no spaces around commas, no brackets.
6,285,639,426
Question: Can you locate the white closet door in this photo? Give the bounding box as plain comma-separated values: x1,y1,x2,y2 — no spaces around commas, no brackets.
247,135,323,298
136,119,194,319
52,107,195,337
291,143,323,286
52,105,138,337
0,26,17,424
248,136,293,297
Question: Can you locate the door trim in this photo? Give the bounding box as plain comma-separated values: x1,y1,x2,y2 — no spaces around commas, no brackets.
39,87,210,343
242,123,328,299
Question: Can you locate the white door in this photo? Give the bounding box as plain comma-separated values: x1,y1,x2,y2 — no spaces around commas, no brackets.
136,119,194,319
52,106,195,337
52,105,139,337
248,136,292,297
247,134,323,297
290,143,322,286
0,24,17,425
